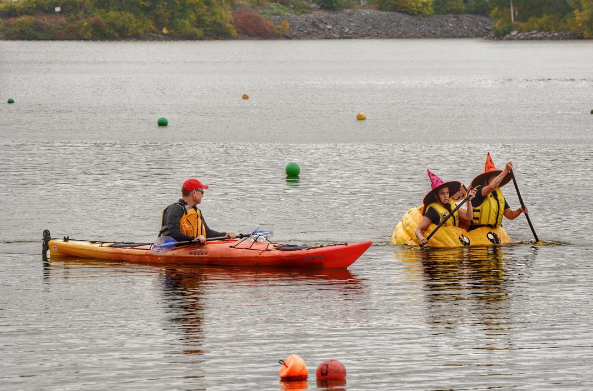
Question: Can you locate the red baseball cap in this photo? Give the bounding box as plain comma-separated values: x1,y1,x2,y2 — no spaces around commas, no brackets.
182,178,209,192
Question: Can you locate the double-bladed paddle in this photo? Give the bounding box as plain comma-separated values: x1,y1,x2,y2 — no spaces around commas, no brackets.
151,233,250,255
151,227,275,255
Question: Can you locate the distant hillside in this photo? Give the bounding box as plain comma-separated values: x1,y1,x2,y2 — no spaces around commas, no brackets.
0,0,590,40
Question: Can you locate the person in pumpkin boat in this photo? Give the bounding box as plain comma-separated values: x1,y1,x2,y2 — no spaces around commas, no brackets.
468,153,528,231
159,178,236,244
415,169,477,246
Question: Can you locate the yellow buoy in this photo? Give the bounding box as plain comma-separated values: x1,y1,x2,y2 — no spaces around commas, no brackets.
162,27,168,34
356,112,366,120
242,94,249,100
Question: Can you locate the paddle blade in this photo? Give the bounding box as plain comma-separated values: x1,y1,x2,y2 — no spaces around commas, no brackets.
151,236,176,255
251,226,274,242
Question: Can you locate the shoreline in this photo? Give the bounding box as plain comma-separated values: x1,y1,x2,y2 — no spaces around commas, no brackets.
266,10,583,41
0,9,585,41
268,9,493,40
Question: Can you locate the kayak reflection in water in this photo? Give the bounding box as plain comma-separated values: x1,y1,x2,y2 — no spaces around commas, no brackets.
158,178,236,244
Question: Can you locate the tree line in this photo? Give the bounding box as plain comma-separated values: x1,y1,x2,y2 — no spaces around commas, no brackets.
0,0,591,40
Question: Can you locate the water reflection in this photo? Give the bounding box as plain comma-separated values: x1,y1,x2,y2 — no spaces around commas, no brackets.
161,265,358,284
395,246,512,334
160,267,207,356
316,378,347,391
160,265,363,358
279,379,309,391
277,377,347,391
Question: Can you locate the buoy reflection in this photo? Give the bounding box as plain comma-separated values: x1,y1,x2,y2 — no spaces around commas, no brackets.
316,378,346,390
279,379,308,391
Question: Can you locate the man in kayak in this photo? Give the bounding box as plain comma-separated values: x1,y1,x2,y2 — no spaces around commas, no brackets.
469,153,528,231
159,178,236,243
415,170,477,246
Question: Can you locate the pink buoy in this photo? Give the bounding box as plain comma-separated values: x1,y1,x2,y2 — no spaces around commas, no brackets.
316,359,346,380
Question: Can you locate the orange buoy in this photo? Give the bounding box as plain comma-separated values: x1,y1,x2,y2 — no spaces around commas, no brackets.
356,112,366,120
242,94,249,100
316,359,346,380
279,354,308,380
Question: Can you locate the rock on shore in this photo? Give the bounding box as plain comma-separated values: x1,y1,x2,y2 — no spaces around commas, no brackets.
268,9,493,39
498,29,582,40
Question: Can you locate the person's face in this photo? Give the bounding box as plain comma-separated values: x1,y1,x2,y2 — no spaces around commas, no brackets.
437,187,449,204
193,188,204,204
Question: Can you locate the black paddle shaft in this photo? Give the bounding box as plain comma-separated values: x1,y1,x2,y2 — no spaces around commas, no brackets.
510,170,540,243
421,195,471,247
173,233,249,247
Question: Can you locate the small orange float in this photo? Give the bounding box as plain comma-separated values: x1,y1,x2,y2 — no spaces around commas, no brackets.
279,354,308,381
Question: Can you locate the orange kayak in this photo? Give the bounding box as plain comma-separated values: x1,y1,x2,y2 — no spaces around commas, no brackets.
45,236,372,269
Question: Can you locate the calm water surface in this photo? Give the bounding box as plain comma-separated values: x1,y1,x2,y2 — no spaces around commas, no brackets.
1,40,593,390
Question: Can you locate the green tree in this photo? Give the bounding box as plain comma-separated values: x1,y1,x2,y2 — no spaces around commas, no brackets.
377,0,433,15
568,0,593,37
433,0,463,14
463,0,492,14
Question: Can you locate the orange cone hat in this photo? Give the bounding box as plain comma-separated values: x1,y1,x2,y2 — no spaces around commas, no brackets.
470,152,512,189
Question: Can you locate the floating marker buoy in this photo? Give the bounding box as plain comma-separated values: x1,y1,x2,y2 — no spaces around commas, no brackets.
590,109,593,114
242,94,249,100
279,354,308,381
157,117,168,127
285,162,300,180
7,98,14,104
356,112,366,120
316,359,346,380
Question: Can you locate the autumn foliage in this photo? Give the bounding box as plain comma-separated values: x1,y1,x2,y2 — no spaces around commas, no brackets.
233,10,275,38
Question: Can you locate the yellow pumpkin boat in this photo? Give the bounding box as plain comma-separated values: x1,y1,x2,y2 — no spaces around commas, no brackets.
391,206,511,247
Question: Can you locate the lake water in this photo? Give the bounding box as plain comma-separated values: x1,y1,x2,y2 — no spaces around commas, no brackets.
1,39,593,390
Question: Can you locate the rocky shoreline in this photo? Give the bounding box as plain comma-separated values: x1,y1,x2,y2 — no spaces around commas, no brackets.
266,9,583,40
496,29,582,40
268,9,492,39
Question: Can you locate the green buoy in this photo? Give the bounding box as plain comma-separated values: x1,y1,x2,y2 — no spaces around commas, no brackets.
591,109,593,115
285,162,300,180
158,117,168,127
7,98,14,104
